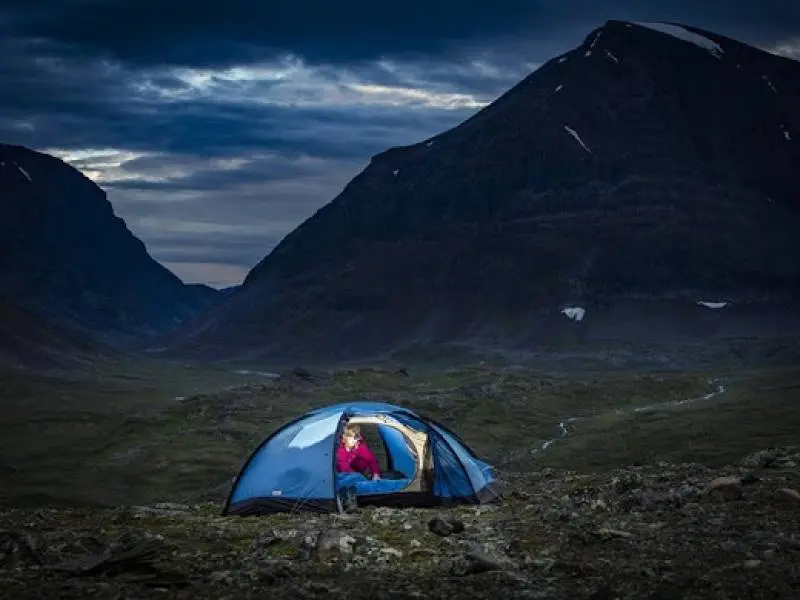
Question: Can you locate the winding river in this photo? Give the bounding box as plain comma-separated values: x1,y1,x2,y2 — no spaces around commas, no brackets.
531,380,728,455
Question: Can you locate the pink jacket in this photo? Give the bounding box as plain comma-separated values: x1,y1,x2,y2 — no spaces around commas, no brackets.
335,440,381,477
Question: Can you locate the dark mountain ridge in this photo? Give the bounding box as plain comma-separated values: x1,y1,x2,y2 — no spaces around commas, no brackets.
0,294,109,370
0,144,221,347
164,20,800,361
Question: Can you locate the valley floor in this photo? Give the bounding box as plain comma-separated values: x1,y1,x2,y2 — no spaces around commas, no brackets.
1,353,799,598
2,357,799,506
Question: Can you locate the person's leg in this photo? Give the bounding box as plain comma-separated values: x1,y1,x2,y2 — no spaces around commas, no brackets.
351,456,373,478
339,484,358,512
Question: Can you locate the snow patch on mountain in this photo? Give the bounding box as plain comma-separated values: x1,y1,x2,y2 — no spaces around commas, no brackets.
631,22,724,59
561,306,586,322
697,301,728,309
564,125,592,154
15,163,32,182
584,31,602,57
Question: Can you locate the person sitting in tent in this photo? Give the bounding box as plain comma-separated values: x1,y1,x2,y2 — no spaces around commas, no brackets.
336,423,381,480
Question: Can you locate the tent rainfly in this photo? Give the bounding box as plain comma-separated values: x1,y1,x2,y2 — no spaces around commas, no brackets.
224,401,501,515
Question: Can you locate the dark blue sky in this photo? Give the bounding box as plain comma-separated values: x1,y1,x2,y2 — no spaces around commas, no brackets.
1,1,798,287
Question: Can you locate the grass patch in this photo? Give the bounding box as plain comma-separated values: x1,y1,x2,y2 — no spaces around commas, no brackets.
538,366,800,470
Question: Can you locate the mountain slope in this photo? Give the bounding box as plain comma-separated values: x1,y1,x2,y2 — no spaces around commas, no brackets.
0,144,220,345
167,20,800,361
0,295,107,369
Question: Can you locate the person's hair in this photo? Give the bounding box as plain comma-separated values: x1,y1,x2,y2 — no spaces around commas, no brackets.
343,423,361,437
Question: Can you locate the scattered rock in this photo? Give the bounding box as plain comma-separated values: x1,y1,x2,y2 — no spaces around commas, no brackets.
743,558,762,569
777,488,800,504
740,448,799,469
740,472,760,485
586,584,615,600
378,547,403,561
427,516,465,537
706,476,744,501
153,502,190,511
247,530,283,557
408,547,437,559
44,532,189,587
257,560,297,584
509,489,530,501
50,533,163,575
2,446,800,599
313,528,356,558
611,473,643,494
781,537,800,551
131,505,191,518
596,527,634,539
450,550,506,576
0,530,44,567
295,535,316,561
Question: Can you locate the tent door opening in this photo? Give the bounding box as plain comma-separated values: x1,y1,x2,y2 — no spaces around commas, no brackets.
337,415,430,496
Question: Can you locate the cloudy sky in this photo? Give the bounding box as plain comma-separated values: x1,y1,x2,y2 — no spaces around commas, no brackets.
1,1,798,288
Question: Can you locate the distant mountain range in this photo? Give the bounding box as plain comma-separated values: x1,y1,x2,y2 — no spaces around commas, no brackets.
162,20,800,361
0,144,221,359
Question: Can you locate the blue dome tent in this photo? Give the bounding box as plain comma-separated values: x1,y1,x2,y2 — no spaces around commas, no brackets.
223,401,501,515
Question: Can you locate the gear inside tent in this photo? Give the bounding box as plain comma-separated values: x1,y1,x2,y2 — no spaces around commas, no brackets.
223,401,501,515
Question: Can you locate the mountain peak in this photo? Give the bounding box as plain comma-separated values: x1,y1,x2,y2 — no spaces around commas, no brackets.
615,21,724,56
169,21,800,361
1,144,47,188
0,145,221,346
592,19,798,66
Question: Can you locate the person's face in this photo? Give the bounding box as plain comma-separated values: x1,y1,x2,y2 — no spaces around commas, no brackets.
343,431,358,449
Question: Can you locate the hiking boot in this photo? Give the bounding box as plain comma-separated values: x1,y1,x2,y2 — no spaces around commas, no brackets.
339,485,358,513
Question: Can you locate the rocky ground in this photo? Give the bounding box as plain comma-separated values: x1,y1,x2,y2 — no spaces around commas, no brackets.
2,447,798,600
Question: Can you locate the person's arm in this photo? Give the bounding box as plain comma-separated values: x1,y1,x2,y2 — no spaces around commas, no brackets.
360,444,381,478
335,445,352,472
